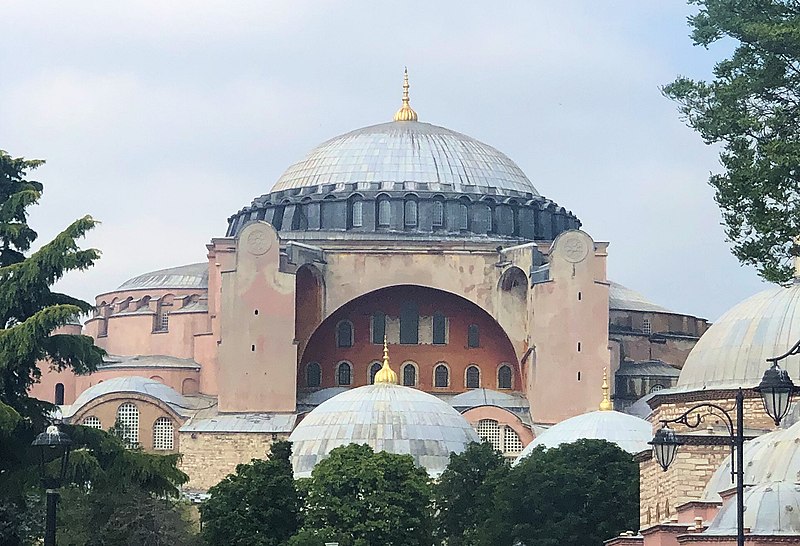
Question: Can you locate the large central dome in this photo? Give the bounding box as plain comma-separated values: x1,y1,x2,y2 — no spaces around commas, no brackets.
270,121,539,198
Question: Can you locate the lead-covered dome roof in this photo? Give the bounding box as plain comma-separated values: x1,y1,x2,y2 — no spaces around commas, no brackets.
271,121,538,198
117,263,208,291
288,381,479,478
677,283,800,392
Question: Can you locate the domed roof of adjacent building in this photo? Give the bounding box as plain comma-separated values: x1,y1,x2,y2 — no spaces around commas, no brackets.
289,346,479,478
608,281,673,313
117,262,208,291
677,283,800,392
63,376,192,418
705,481,800,535
270,121,538,198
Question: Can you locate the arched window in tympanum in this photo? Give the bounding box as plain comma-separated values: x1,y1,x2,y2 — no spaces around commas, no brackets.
498,365,513,390
336,321,353,348
402,363,417,387
83,416,102,429
306,362,322,388
337,362,352,386
369,362,382,384
54,383,65,405
152,417,174,451
503,428,524,454
476,419,502,452
116,403,139,448
466,366,480,389
467,324,480,348
434,364,449,388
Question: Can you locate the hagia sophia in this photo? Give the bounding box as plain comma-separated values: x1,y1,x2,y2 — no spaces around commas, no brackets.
31,71,800,542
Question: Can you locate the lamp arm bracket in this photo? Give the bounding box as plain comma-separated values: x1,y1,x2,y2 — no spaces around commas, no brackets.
767,338,800,365
659,402,736,442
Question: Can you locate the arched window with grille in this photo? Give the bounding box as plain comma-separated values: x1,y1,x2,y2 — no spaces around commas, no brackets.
54,383,65,405
649,384,664,393
402,363,417,387
404,199,418,227
458,202,469,230
503,428,524,454
434,364,449,388
82,416,102,429
352,200,363,228
466,365,480,389
498,365,513,390
467,324,480,348
337,362,352,386
377,198,391,227
152,417,174,450
432,200,444,228
369,362,382,384
116,403,139,448
643,318,652,335
476,419,502,452
336,320,353,348
306,362,322,388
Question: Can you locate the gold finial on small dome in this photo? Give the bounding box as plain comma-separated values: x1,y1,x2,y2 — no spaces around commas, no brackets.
393,67,418,122
374,336,398,384
599,368,613,411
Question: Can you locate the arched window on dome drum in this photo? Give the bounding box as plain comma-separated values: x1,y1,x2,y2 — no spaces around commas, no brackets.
82,416,102,429
116,403,139,448
371,312,386,344
400,302,419,344
432,200,444,228
352,200,363,228
466,366,480,389
468,324,480,348
377,198,391,227
486,205,494,233
498,365,513,390
337,362,352,386
458,202,469,230
152,417,174,451
404,199,418,227
476,419,502,452
336,321,353,348
369,362,382,384
54,383,65,405
306,362,322,388
403,363,417,387
434,364,449,388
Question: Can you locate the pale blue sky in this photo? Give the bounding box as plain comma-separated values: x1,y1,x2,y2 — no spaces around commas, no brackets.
0,1,765,320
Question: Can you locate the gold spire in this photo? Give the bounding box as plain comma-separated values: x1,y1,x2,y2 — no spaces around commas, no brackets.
599,368,613,411
393,67,418,122
374,337,398,384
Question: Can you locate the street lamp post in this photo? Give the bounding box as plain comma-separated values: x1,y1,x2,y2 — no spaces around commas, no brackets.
31,424,72,546
649,351,799,546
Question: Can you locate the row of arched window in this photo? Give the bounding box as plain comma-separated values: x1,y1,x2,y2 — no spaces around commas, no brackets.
82,403,174,451
306,361,514,390
336,315,479,348
95,293,203,336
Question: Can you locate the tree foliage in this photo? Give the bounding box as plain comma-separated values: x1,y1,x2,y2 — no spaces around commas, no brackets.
299,444,434,546
200,440,300,546
481,439,639,546
664,0,800,282
434,441,509,546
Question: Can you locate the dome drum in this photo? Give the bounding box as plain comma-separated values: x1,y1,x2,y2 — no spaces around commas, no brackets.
226,190,580,241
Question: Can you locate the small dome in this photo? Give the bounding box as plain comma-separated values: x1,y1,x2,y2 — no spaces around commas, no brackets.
117,263,208,291
514,410,652,463
449,388,529,409
703,420,800,501
705,481,800,535
608,281,673,313
63,376,190,418
288,382,479,478
677,284,800,391
270,121,538,197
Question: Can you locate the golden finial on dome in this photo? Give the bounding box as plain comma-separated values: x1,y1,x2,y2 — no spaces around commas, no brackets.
393,67,418,122
374,336,398,384
599,368,613,411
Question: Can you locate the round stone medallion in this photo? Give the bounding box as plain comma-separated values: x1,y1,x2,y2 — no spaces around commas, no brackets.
245,226,272,256
560,232,589,263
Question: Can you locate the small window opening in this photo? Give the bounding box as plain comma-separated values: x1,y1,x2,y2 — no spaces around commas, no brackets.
577,342,581,352
578,292,582,301
254,309,259,315
251,344,256,352
577,371,581,381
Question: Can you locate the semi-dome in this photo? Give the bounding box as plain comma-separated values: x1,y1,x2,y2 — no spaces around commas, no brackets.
289,344,479,478
117,263,208,291
705,481,800,535
63,376,191,418
677,283,800,391
271,121,538,198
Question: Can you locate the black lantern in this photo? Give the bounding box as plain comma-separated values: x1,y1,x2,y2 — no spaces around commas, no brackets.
754,363,796,426
31,424,71,546
649,425,681,472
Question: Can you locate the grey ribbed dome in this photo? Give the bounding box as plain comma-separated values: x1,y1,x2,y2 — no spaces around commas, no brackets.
118,263,208,291
270,121,538,197
288,382,479,478
677,284,800,391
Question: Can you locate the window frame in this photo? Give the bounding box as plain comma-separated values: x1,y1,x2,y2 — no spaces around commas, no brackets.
434,363,450,388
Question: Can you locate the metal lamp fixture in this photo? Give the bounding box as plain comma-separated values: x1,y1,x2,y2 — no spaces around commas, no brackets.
32,424,72,546
758,340,800,426
649,425,681,472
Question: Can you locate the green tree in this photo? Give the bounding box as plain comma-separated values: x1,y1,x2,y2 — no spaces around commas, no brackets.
200,440,300,546
299,443,434,546
435,441,510,546
482,439,639,546
663,0,800,282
